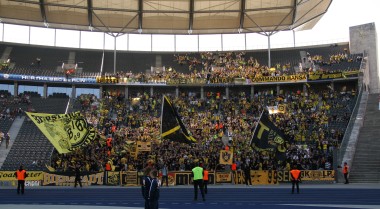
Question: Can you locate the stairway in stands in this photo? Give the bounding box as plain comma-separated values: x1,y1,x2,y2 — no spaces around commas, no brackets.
350,93,380,183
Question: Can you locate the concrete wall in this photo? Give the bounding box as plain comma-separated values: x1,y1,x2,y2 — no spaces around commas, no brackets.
350,23,379,93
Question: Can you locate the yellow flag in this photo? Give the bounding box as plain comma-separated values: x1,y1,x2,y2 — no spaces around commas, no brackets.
25,112,96,154
219,150,233,165
278,104,286,113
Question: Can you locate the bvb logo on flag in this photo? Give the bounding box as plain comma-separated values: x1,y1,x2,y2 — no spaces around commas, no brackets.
278,104,286,113
219,150,233,165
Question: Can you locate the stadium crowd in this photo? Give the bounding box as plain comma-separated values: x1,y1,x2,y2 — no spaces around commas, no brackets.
49,83,356,174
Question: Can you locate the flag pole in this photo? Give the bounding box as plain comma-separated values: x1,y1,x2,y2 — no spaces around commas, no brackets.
160,95,165,139
249,109,265,147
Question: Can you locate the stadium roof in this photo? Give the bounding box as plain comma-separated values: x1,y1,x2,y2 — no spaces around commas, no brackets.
0,0,333,35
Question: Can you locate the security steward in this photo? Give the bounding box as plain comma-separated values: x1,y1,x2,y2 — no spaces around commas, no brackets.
15,165,27,194
290,165,301,194
203,166,209,194
192,162,205,201
74,163,82,188
343,162,349,184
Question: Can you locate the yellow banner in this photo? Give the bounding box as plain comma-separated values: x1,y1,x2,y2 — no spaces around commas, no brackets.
25,112,97,154
137,141,151,152
0,171,44,181
121,171,139,186
219,150,233,165
43,172,104,186
252,74,307,83
215,172,232,183
276,170,335,182
250,170,278,185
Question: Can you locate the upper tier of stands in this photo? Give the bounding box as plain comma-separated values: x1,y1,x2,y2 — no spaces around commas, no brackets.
0,43,361,79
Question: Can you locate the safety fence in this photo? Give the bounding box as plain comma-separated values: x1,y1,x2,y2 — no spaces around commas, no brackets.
0,170,334,187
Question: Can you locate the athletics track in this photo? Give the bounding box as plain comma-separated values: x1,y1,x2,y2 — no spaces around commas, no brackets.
1,184,380,209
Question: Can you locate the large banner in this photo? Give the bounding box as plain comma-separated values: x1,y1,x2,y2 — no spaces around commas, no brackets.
232,170,277,185
42,172,104,186
0,73,96,83
276,170,335,182
0,171,44,181
26,112,97,154
250,74,307,83
250,113,290,161
308,70,359,81
174,172,215,185
219,150,233,165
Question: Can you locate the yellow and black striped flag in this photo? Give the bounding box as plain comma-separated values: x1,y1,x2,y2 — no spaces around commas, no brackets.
250,111,290,161
161,96,197,144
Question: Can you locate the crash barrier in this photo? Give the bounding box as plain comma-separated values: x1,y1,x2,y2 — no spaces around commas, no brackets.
0,170,334,186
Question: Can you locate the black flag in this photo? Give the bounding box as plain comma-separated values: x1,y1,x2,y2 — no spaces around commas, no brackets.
250,112,289,161
161,96,197,144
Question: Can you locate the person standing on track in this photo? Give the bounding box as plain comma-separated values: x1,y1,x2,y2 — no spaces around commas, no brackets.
161,164,169,187
142,166,153,209
243,163,252,186
74,163,82,188
290,165,301,194
15,165,27,195
203,166,209,194
343,162,349,184
192,162,205,201
147,169,160,209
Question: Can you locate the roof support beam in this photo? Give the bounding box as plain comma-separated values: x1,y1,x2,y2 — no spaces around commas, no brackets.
189,0,194,33
138,0,143,32
39,0,47,23
117,14,139,36
239,0,246,31
270,7,295,35
291,0,298,26
87,0,93,27
244,15,269,36
92,12,112,34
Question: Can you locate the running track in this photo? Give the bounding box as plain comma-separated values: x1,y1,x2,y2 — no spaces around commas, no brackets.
1,184,380,209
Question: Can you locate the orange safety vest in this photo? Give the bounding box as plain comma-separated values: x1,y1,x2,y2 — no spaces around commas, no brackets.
105,163,111,171
203,170,209,181
231,163,237,171
16,170,26,180
343,165,349,174
107,138,112,147
290,169,301,180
